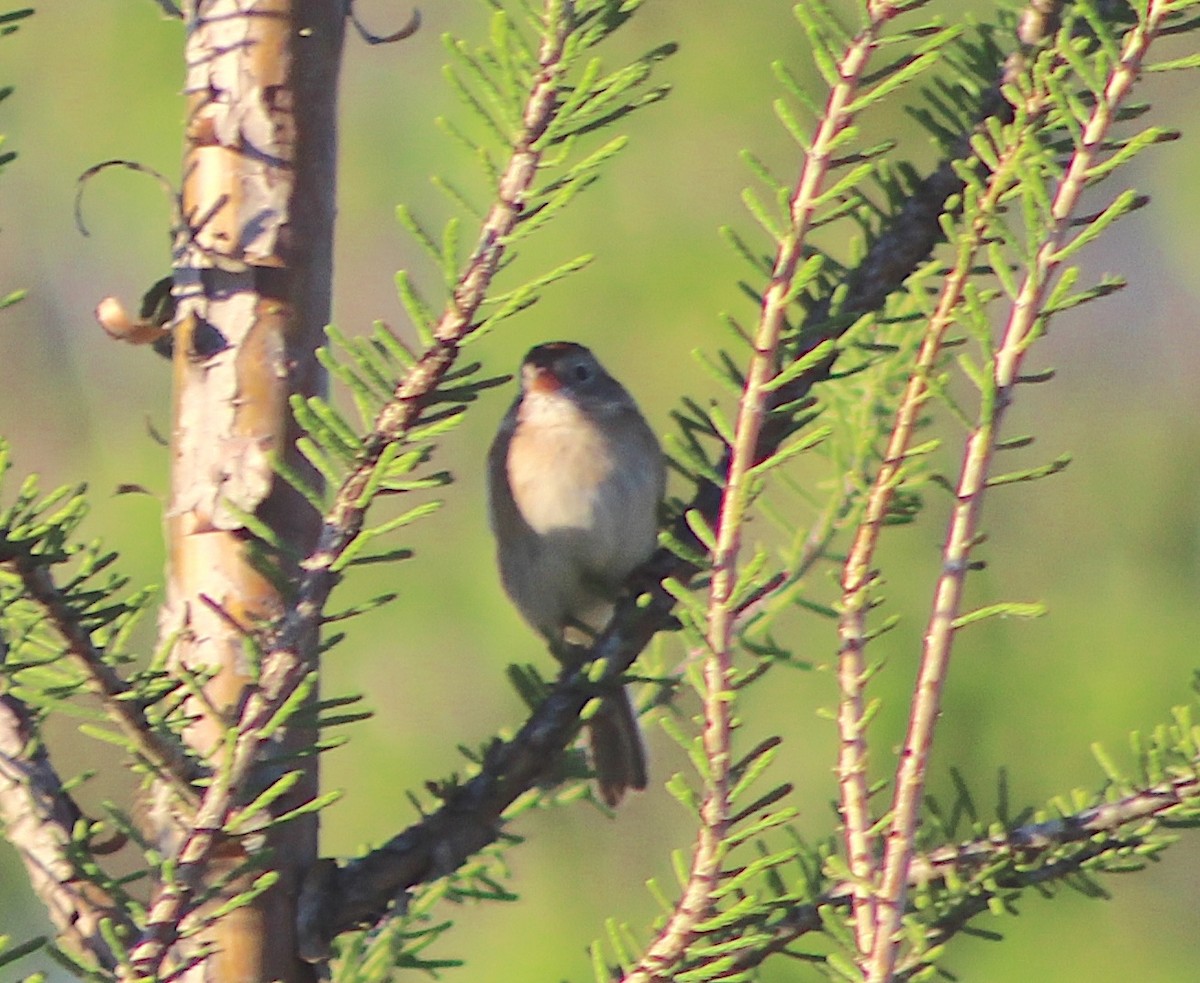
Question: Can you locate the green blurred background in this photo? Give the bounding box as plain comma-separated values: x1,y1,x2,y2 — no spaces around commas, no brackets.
1,1,1199,980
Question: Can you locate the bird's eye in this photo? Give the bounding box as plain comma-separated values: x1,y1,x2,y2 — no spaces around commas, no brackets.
572,361,593,382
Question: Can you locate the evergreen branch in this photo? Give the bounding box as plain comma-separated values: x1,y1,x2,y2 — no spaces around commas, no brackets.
768,0,1082,388
9,553,197,808
868,3,1174,978
629,16,1036,624
835,24,1052,957
625,2,905,976
717,760,1200,977
0,682,130,973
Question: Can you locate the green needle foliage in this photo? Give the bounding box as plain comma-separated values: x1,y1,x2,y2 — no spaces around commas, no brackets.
2,0,1200,981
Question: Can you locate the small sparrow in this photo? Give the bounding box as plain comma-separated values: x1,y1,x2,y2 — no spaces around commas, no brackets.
488,341,665,806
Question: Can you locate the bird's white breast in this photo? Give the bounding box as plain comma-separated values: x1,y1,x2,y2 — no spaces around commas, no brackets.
507,393,658,579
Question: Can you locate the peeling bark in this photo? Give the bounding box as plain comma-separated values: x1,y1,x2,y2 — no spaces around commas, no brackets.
155,3,344,980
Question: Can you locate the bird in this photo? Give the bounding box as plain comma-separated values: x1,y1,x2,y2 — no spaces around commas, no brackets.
487,341,665,806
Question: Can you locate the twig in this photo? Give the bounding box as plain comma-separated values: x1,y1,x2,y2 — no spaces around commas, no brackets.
74,158,177,238
866,4,1173,978
11,555,197,807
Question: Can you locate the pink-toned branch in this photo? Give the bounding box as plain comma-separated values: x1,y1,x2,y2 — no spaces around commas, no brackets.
836,73,1040,959
866,4,1173,979
622,9,901,980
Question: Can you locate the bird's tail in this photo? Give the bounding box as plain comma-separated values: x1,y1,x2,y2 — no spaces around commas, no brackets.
587,684,647,807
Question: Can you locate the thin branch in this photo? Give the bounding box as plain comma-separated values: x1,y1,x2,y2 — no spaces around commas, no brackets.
297,512,828,954
867,4,1173,978
10,555,197,807
125,4,576,976
126,741,240,981
641,1,1030,634
719,761,1200,977
835,10,1057,954
626,6,904,978
0,682,130,973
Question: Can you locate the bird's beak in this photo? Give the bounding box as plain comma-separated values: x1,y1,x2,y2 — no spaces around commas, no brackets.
523,363,562,395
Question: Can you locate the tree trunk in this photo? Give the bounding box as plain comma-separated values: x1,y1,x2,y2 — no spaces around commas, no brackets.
157,2,344,979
